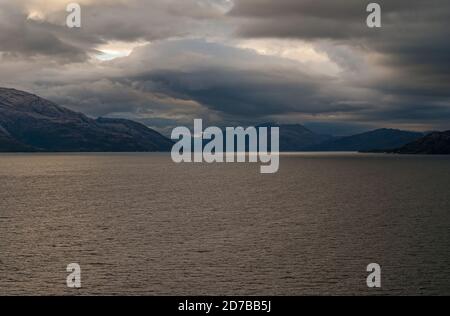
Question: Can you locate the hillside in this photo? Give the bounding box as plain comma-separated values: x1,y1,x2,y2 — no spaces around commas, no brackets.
0,88,173,152
391,131,450,154
258,123,333,151
307,128,424,152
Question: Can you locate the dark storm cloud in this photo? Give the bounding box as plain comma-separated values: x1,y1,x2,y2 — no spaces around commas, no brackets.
34,40,367,124
0,0,449,134
0,0,228,61
121,40,368,118
0,4,89,61
63,0,227,42
230,0,445,38
230,0,450,87
229,0,450,128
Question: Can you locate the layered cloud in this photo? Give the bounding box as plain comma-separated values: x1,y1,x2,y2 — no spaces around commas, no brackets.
230,0,450,129
0,0,449,134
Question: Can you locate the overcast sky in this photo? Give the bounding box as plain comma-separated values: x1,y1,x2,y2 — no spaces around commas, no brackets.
0,0,449,135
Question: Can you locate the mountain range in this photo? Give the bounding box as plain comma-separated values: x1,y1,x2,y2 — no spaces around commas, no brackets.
0,88,173,152
257,123,333,151
306,128,425,152
0,87,448,154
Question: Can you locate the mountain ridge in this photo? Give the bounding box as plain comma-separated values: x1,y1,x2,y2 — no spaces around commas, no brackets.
0,87,173,152
0,87,442,154
306,128,424,152
388,131,450,154
257,122,334,151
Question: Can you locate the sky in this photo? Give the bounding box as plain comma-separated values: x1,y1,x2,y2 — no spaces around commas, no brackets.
0,0,449,136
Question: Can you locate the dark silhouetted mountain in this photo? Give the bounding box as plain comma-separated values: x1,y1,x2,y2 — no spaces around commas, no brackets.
0,88,173,152
258,123,333,151
0,126,35,152
307,128,424,152
389,131,450,154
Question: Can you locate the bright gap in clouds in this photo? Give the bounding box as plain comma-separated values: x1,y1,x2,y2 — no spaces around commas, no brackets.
95,41,149,61
236,39,341,76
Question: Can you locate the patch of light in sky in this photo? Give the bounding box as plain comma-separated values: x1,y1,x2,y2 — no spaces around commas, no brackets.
236,39,341,76
95,41,149,61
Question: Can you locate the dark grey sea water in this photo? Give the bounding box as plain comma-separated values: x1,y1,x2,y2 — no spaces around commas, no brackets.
0,153,449,295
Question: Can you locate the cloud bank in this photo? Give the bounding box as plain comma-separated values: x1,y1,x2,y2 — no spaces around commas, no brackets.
0,0,449,135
